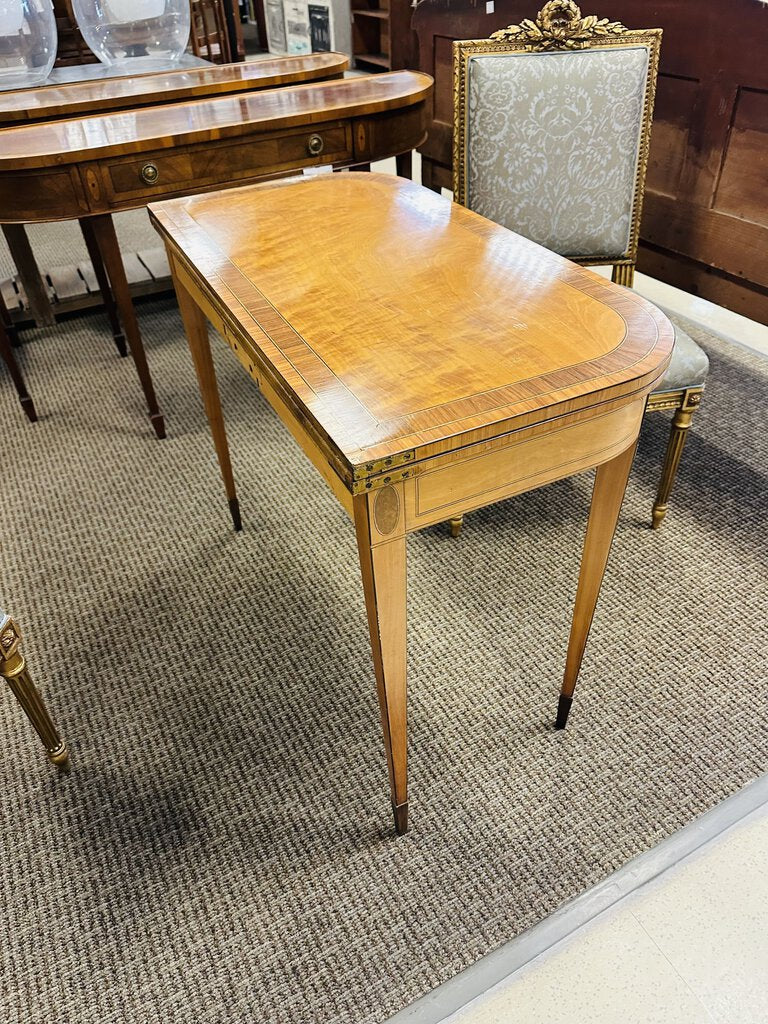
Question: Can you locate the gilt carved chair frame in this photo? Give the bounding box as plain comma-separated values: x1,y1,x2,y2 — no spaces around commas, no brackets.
452,1,662,286
452,3,704,530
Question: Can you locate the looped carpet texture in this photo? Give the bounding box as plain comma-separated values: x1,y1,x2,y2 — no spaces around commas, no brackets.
1,284,766,1023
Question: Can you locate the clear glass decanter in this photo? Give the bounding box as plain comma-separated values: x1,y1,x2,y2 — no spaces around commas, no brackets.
0,0,57,89
72,0,191,71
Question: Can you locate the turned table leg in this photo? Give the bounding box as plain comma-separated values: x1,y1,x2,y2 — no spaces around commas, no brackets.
0,296,36,421
354,493,409,835
557,441,637,729
88,214,165,439
1,223,54,328
79,218,127,358
0,615,68,767
174,271,241,531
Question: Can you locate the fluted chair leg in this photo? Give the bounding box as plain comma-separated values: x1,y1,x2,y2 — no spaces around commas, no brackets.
611,263,635,287
652,394,702,529
0,616,68,767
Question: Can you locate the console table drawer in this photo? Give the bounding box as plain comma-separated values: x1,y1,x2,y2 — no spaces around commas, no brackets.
189,123,353,182
107,153,195,196
104,123,353,203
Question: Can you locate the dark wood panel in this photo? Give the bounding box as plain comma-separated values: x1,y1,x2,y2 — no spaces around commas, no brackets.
642,194,768,289
646,74,699,199
713,88,768,226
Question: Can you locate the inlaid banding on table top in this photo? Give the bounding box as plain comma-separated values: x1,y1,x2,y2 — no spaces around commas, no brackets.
150,175,673,473
0,54,350,125
0,73,433,169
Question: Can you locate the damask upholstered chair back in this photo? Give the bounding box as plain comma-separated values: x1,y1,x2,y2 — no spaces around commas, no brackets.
451,2,709,532
453,1,661,285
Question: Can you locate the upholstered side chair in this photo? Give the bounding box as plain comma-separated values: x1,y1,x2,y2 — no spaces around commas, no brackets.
452,1,709,532
0,610,68,766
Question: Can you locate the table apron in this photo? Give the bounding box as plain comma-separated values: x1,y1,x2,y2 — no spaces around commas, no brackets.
399,399,646,535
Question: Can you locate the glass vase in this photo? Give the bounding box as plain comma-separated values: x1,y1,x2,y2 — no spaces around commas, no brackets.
0,0,57,90
72,0,191,71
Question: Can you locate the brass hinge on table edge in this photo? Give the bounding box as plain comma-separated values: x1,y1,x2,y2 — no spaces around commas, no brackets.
351,450,418,494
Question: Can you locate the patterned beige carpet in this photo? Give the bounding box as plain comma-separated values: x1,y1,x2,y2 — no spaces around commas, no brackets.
1,289,766,1023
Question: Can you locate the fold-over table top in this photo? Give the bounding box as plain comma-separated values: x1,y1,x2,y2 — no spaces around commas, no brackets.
0,53,349,126
150,174,673,477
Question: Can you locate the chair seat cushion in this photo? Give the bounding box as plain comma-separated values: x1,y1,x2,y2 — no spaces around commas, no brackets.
655,321,710,392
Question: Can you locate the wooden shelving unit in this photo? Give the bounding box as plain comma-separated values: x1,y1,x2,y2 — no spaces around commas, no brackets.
351,0,416,72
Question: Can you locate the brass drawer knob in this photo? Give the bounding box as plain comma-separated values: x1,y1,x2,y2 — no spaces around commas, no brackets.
307,134,324,157
140,162,159,184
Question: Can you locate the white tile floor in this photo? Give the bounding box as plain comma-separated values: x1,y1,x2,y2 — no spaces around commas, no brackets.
371,150,768,1024
445,802,768,1024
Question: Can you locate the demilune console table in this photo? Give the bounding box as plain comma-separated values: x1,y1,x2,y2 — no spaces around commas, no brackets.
150,173,673,834
0,72,431,436
0,54,350,330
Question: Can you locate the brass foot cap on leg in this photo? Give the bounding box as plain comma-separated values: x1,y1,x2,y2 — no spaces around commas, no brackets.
555,694,573,730
229,497,243,532
449,516,464,539
48,742,69,768
392,800,409,835
150,412,166,440
651,506,667,530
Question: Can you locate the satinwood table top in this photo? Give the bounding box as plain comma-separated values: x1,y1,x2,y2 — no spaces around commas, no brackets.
150,173,673,483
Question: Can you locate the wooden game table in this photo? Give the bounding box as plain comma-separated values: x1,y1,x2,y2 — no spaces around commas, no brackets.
150,173,674,833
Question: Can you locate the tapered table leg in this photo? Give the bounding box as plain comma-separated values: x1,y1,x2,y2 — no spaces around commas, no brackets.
557,441,638,729
174,272,241,531
0,614,68,767
0,306,36,422
88,214,165,439
1,224,54,328
354,493,408,834
79,217,127,358
0,286,19,346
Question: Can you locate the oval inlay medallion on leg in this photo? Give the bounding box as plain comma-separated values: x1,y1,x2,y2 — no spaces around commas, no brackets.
374,484,400,536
